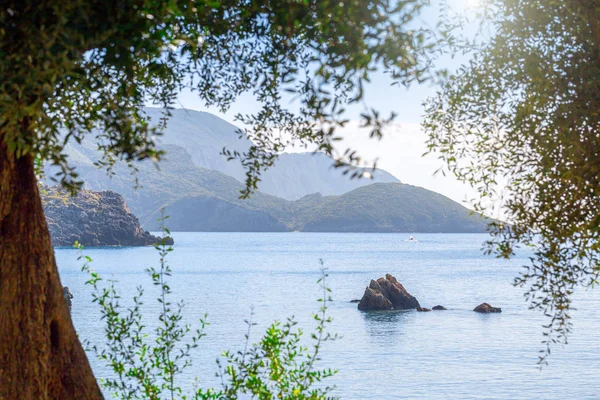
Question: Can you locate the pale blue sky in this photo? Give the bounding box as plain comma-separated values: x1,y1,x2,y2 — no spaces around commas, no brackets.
172,0,487,210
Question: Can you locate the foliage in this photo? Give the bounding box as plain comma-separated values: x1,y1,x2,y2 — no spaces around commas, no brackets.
79,216,207,399
197,260,337,400
212,317,337,400
79,218,337,399
423,0,600,364
41,184,98,207
2,0,435,197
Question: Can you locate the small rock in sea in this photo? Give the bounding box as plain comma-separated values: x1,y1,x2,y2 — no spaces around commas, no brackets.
417,307,431,312
350,299,361,303
357,274,421,311
432,305,447,311
473,303,501,313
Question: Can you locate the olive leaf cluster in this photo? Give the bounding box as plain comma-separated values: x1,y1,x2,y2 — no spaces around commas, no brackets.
423,0,600,364
1,0,433,196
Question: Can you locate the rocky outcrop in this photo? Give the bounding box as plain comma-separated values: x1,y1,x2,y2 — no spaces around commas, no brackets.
416,307,431,312
358,288,392,310
473,303,501,313
42,186,172,247
357,274,421,311
432,305,447,311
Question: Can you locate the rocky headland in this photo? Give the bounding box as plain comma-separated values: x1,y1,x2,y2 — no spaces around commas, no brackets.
41,185,172,247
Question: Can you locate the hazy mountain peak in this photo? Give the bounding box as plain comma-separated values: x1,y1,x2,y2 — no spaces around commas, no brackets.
144,107,400,199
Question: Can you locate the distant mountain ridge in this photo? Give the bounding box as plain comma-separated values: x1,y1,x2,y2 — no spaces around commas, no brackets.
281,183,488,233
44,108,491,233
143,108,400,200
49,144,489,233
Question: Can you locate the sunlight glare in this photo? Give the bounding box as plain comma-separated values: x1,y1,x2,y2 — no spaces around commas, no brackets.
458,0,482,11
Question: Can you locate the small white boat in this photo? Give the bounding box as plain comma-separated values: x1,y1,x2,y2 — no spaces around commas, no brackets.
406,235,418,242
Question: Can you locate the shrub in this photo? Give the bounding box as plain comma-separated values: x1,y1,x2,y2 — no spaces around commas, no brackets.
78,217,337,399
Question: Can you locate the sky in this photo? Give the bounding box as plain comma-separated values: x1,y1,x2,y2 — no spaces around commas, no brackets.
173,0,485,211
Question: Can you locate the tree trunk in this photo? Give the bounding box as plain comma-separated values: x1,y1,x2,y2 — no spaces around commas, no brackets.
0,138,103,398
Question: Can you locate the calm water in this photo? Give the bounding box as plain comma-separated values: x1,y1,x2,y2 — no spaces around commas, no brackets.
55,233,600,399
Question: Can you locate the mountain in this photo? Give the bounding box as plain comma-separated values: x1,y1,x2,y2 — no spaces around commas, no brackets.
142,181,490,233
257,152,399,200
282,183,489,233
46,138,489,232
143,108,400,199
43,108,491,233
54,143,290,230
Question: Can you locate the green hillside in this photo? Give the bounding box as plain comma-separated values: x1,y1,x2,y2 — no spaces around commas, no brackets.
286,183,489,233
153,181,490,233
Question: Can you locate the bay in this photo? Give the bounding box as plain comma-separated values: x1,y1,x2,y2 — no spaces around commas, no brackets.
55,233,600,399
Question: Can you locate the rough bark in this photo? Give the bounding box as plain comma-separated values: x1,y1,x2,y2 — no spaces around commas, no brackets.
0,138,103,398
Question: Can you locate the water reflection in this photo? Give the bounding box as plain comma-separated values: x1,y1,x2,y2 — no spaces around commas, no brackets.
360,309,415,345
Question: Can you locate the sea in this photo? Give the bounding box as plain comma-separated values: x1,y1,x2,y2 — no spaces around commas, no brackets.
55,233,600,399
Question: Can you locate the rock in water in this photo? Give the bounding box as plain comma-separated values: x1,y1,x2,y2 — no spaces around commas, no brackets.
42,185,170,247
357,287,393,311
357,274,421,311
432,305,447,311
473,303,502,313
417,307,432,312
